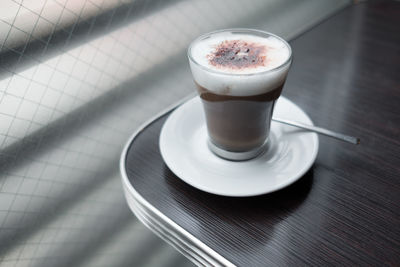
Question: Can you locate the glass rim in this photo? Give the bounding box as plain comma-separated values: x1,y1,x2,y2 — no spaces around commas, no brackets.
187,28,292,77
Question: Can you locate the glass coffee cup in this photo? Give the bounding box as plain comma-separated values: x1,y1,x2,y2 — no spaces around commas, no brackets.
188,29,292,160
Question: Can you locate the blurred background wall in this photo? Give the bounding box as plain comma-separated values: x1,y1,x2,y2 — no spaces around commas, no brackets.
0,0,349,266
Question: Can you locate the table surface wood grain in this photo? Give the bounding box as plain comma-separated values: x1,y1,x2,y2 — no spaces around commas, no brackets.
124,2,400,266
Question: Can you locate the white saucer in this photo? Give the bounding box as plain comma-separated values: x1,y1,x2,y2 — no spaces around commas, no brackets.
159,96,319,197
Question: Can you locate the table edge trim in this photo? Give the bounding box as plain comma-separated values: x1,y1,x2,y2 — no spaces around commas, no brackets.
120,93,235,267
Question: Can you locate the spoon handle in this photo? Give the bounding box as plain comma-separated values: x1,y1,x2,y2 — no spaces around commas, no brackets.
272,118,360,145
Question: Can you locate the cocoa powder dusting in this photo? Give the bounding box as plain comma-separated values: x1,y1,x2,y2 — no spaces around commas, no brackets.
207,40,268,70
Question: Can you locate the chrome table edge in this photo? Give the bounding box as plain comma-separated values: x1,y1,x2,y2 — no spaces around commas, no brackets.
120,93,235,267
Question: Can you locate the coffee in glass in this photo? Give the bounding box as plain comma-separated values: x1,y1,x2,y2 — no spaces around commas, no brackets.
188,29,292,160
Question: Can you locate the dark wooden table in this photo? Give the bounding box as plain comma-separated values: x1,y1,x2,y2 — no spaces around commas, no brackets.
121,2,400,266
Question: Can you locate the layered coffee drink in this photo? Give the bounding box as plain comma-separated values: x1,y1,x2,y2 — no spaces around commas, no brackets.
188,29,292,160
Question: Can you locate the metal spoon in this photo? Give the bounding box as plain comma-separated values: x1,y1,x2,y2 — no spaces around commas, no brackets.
272,117,360,145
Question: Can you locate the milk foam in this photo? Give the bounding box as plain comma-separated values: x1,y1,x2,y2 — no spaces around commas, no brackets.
189,31,291,96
